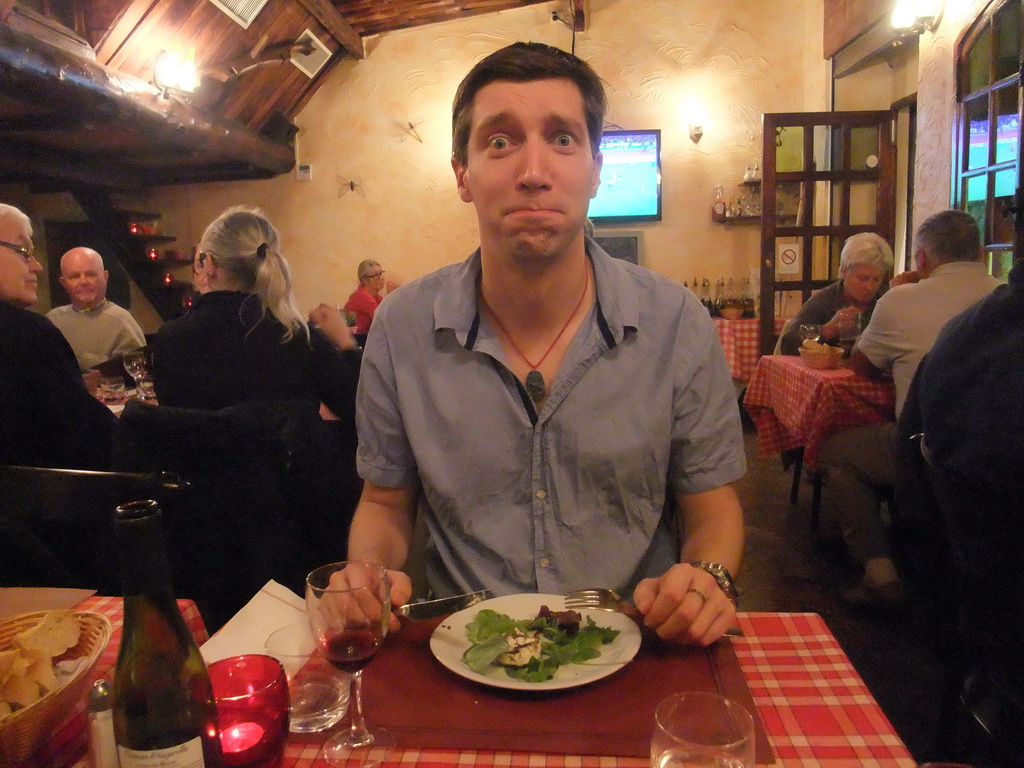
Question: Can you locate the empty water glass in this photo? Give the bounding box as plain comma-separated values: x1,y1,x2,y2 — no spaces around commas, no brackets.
264,623,349,733
651,692,754,768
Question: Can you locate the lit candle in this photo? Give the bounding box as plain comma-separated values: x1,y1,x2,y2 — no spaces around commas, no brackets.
148,248,159,260
220,721,265,753
163,273,172,285
129,223,139,234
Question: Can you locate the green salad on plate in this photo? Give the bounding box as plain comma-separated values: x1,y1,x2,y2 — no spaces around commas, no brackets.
461,605,620,683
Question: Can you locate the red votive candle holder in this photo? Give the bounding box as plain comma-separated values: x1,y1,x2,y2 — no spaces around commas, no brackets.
209,655,289,768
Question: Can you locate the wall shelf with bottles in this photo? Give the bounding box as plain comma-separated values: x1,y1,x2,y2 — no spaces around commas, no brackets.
711,177,799,225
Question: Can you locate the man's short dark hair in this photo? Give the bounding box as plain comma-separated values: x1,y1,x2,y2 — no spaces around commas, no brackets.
451,42,607,167
914,209,982,263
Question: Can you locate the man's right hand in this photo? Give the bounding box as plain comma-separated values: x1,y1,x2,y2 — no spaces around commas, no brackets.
386,569,413,632
890,270,920,287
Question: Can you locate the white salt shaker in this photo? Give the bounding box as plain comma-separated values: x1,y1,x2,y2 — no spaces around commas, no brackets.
88,679,119,768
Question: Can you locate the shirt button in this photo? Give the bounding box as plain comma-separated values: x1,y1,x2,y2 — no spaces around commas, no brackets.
536,490,546,500
539,557,551,568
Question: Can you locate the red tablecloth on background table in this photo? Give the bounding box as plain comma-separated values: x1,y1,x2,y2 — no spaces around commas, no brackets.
713,317,786,382
743,354,896,469
68,599,914,768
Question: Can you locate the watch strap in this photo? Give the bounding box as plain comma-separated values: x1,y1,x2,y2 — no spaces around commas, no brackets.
689,561,739,607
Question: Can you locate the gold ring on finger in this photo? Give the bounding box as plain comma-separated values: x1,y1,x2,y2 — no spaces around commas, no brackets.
686,587,708,607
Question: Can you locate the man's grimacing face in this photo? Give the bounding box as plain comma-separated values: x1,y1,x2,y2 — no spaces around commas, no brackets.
452,78,602,261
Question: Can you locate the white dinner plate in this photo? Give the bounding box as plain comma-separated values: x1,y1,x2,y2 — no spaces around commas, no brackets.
429,593,641,691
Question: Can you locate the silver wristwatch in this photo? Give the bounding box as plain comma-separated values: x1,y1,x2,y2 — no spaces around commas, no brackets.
689,561,739,607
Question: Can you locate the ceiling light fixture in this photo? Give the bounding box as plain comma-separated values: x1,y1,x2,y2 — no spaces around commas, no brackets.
153,50,197,97
891,0,944,33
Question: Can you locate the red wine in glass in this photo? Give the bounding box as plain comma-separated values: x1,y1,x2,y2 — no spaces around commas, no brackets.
325,628,381,674
306,560,395,768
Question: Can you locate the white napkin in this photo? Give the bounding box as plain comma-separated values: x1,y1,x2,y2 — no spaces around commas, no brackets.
200,580,306,663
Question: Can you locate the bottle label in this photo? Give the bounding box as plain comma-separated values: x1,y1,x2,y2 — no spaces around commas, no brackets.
118,738,205,768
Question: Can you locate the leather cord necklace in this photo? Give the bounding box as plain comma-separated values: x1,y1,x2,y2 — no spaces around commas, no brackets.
484,263,590,402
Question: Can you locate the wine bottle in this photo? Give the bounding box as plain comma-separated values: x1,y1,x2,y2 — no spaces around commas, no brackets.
111,500,224,768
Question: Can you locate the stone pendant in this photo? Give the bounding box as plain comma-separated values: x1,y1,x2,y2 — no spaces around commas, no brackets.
525,370,546,401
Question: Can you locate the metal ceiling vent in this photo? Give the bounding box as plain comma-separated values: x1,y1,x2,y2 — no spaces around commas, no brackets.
290,29,332,78
207,0,270,29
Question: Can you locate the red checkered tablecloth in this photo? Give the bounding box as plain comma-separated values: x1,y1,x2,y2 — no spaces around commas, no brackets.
713,317,786,382
743,354,896,469
68,600,913,768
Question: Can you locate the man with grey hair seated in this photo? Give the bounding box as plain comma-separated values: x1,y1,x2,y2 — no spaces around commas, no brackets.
820,209,1001,609
778,232,893,355
47,246,146,371
0,203,116,469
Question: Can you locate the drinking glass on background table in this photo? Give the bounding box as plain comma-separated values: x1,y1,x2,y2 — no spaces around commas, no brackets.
306,561,395,768
98,375,126,403
837,312,864,357
651,692,754,768
264,622,350,733
122,350,148,391
799,324,822,344
208,654,289,768
135,374,157,401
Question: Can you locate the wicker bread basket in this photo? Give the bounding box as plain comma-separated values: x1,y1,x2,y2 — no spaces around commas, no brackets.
799,345,844,370
0,611,112,762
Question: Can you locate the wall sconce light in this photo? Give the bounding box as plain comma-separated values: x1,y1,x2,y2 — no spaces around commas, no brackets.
891,0,943,32
153,50,197,97
683,98,707,144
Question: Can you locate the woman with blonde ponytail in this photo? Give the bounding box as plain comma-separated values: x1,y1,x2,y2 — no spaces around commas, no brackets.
151,206,360,417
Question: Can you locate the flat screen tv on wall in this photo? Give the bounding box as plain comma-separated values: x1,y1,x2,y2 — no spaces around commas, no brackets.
588,129,662,225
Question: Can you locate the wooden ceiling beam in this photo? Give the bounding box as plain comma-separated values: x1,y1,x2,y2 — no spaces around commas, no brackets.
0,22,294,188
294,0,363,59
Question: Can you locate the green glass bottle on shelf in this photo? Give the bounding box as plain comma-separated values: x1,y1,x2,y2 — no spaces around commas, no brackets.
111,499,224,768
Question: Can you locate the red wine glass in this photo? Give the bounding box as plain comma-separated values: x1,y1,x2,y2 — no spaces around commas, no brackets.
306,561,395,767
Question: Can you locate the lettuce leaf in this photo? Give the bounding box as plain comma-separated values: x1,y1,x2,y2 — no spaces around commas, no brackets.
461,609,620,681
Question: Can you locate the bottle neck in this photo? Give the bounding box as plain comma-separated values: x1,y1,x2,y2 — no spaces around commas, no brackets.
115,504,177,602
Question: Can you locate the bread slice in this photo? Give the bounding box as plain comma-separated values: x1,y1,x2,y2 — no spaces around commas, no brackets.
12,611,81,658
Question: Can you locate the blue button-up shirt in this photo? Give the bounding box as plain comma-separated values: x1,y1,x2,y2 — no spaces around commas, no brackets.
356,242,746,598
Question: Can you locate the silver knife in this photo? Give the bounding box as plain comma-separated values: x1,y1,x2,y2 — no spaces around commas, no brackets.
397,590,492,620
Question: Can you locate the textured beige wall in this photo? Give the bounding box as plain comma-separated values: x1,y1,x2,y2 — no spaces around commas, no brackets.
126,0,829,310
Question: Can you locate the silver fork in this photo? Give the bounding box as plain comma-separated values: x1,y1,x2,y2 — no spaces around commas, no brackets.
564,587,744,637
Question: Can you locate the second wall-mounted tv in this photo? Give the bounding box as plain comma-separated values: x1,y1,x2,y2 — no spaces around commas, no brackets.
588,129,662,225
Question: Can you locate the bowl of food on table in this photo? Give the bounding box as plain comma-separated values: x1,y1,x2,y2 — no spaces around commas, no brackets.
798,339,844,369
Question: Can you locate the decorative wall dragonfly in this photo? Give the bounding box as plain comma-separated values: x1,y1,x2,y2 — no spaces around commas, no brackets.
337,175,365,198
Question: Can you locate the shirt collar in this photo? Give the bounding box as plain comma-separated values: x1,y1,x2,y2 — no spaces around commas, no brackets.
433,237,639,350
71,298,107,314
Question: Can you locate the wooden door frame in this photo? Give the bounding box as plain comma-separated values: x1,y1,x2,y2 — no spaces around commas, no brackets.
759,110,897,354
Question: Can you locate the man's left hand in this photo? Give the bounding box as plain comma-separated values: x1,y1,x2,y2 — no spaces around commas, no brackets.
633,563,737,645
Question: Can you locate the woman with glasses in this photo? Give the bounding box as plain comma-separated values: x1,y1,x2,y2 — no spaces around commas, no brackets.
0,203,117,469
151,205,360,415
343,259,398,336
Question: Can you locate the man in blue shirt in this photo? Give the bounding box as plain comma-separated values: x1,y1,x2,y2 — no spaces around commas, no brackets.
348,43,746,646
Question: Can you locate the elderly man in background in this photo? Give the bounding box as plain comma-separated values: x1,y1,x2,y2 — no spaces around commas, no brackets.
46,246,146,371
0,204,116,469
819,209,1001,609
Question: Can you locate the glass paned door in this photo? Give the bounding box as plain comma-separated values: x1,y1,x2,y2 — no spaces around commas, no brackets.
758,111,896,354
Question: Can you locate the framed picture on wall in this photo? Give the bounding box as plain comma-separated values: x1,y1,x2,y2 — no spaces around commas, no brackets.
593,231,642,264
